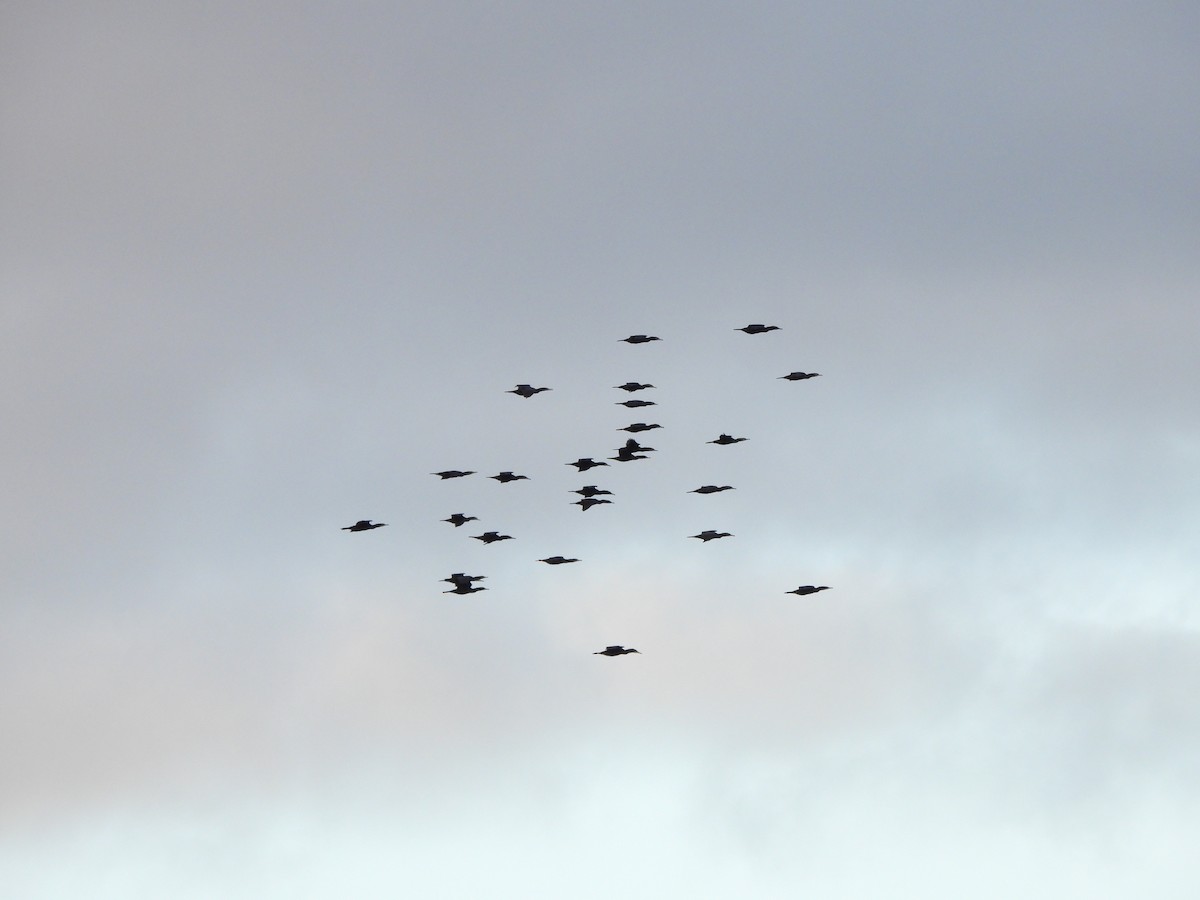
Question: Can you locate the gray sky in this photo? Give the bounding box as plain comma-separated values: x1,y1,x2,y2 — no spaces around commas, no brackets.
2,2,1198,897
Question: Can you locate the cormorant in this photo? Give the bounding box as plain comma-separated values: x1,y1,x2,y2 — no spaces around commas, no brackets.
690,485,735,494
539,556,580,565
609,447,649,462
738,323,780,334
621,335,661,344
707,434,747,445
690,530,733,541
443,572,486,588
619,423,662,433
620,438,655,453
342,520,387,532
472,531,514,544
433,470,475,479
442,513,478,527
574,498,612,511
787,585,830,595
508,384,551,398
444,584,487,595
490,471,530,483
614,382,655,392
617,399,656,408
779,372,821,381
572,485,613,497
568,458,609,472
594,645,640,656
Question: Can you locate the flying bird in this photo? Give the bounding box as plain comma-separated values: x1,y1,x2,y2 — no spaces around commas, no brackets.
572,485,613,497
609,447,649,462
616,399,656,408
690,530,733,542
738,323,780,334
619,423,661,433
690,485,735,494
779,372,821,381
472,531,514,544
442,513,478,527
443,584,488,595
787,585,830,596
443,572,486,588
621,335,661,344
342,520,386,532
433,470,475,479
574,498,612,511
567,458,609,472
707,433,747,445
539,556,580,565
594,645,640,656
490,471,530,483
508,384,551,398
620,438,655,452
614,382,655,392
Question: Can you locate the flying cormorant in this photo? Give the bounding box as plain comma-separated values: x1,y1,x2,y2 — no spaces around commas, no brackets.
594,645,640,656
442,513,479,527
342,520,387,532
738,323,780,334
508,384,551,398
690,530,733,541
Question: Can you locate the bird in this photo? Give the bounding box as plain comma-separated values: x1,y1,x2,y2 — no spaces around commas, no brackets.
738,323,780,334
443,572,486,588
690,485,735,494
620,438,655,453
572,485,612,497
508,384,551,398
472,531,513,544
617,399,656,408
779,372,821,381
609,447,649,462
442,513,478,527
433,470,475,479
690,530,733,541
539,556,580,565
490,471,530,483
567,458,609,472
787,585,830,596
444,584,488,595
594,645,640,656
574,498,612,511
342,520,386,532
621,335,660,344
707,433,747,445
619,423,661,433
614,382,655,392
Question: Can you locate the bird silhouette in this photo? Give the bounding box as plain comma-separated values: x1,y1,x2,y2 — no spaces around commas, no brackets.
433,470,475,479
472,531,513,544
342,520,386,532
609,447,649,462
443,572,486,588
620,438,655,453
490,471,530,483
619,423,662,433
574,498,613,511
690,485,735,494
621,335,660,344
779,372,821,381
614,382,655,392
787,585,830,595
616,399,656,408
442,513,478,527
594,645,640,656
443,584,488,595
507,384,551,398
707,433,747,445
690,530,733,541
567,458,609,472
572,485,613,497
738,323,780,334
539,556,580,565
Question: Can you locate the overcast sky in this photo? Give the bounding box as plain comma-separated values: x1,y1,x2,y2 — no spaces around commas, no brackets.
3,2,1198,897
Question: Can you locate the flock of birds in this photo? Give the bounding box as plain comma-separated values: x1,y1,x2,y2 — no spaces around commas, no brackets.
342,324,829,659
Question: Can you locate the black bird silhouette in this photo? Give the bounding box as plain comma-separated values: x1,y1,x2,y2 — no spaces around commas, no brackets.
442,513,478,527
620,438,655,453
444,584,488,595
708,433,747,445
738,323,780,334
490,471,530,483
443,572,486,588
433,470,475,479
621,335,660,344
539,556,580,565
572,485,613,497
614,382,655,392
594,645,640,656
342,520,387,532
574,498,612,511
567,458,609,472
617,399,656,408
508,384,551,398
787,585,830,595
690,530,733,542
690,485,735,494
472,531,513,544
619,423,662,433
780,372,821,381
609,447,649,462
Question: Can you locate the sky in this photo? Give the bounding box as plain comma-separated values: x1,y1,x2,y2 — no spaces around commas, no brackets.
2,1,1198,896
